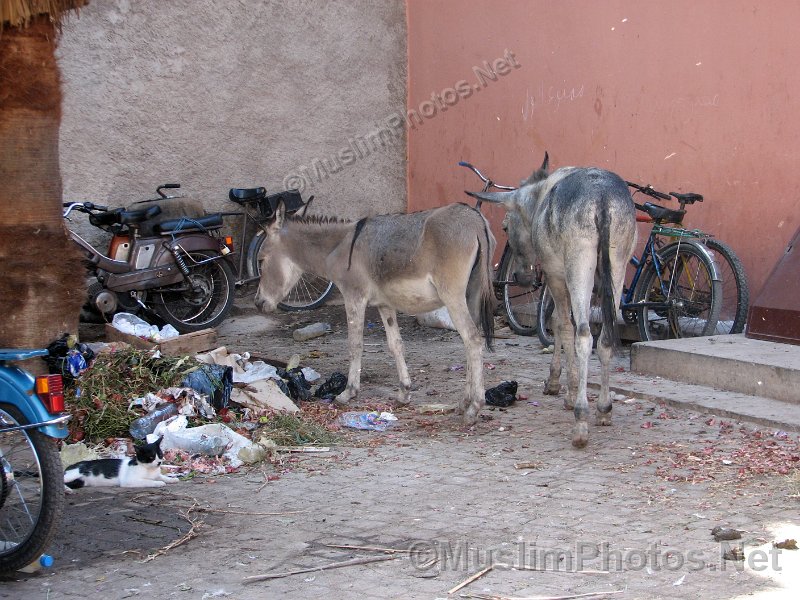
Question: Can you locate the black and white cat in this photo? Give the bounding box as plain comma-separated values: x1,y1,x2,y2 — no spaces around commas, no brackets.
64,436,179,489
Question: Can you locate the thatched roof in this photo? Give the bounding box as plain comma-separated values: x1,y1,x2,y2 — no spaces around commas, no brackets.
1,0,87,30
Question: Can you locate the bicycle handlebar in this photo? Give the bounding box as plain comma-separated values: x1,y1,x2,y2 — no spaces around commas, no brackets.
459,161,516,190
625,180,671,201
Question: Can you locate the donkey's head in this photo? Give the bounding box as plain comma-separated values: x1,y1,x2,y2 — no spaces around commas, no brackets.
253,203,304,313
464,152,550,286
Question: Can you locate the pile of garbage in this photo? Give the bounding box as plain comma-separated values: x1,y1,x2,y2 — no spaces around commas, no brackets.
52,335,348,475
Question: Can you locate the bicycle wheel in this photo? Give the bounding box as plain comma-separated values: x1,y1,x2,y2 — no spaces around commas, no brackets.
497,245,539,336
152,250,236,333
537,283,556,348
247,231,334,311
703,238,749,334
635,242,722,341
0,405,65,573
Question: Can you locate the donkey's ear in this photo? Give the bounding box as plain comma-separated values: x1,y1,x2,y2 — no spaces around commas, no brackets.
272,201,286,229
520,151,550,187
465,190,518,210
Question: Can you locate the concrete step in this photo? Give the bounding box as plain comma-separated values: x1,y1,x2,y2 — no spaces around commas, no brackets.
630,334,800,405
588,363,800,433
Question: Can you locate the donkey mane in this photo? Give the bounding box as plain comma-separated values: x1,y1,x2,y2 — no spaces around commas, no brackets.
287,214,352,226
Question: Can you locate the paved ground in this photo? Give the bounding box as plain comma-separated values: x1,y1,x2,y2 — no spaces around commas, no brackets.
3,300,799,599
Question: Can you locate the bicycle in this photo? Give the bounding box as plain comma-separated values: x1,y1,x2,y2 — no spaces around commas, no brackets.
224,187,335,311
537,183,725,344
459,161,544,336
626,181,749,335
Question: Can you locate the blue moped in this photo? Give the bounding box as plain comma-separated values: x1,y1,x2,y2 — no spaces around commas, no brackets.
0,349,70,573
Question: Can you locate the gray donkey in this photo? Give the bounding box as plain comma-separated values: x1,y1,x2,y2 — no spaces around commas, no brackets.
254,202,496,424
468,154,637,447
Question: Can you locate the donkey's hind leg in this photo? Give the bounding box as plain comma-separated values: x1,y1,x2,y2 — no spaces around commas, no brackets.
443,299,485,425
377,305,412,405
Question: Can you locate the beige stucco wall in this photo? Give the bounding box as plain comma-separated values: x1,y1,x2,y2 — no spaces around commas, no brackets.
57,0,407,240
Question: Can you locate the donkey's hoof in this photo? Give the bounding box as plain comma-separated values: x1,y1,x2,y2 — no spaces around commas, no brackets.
462,404,480,425
543,381,561,396
333,391,352,406
596,412,612,426
572,422,589,448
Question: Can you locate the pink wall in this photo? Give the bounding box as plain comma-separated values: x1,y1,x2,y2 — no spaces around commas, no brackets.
406,0,800,297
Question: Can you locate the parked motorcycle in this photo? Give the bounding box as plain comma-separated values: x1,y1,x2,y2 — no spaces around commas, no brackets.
0,349,70,573
65,184,236,333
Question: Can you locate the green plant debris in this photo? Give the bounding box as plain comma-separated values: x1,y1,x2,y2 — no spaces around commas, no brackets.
67,348,200,442
256,413,339,447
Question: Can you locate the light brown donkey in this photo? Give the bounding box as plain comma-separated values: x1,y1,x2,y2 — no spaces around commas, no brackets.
254,202,496,423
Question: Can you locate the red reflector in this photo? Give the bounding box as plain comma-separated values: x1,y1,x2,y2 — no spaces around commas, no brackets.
224,236,234,251
35,374,65,414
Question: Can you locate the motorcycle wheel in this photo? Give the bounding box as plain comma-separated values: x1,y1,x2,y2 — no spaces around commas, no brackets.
151,250,236,333
0,404,65,574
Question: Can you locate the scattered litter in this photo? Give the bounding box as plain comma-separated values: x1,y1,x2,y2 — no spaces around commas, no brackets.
112,312,179,342
514,461,544,470
485,381,517,407
182,364,233,411
542,344,554,354
231,379,299,413
293,322,332,341
59,441,101,469
340,411,397,432
152,417,258,467
528,400,540,407
773,539,798,550
449,364,464,372
130,403,180,439
722,546,745,561
314,372,347,400
673,573,687,586
416,403,456,414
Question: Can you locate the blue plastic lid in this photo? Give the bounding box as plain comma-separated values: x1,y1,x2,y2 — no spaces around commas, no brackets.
39,554,54,568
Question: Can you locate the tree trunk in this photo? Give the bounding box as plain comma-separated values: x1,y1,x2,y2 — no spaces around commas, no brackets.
0,16,85,372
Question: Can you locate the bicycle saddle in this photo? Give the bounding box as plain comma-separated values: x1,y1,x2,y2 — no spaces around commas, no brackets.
155,213,225,234
89,205,162,227
670,192,703,204
229,187,267,204
639,202,685,225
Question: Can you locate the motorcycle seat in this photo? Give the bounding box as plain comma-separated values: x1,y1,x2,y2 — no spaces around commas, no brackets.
229,187,267,205
155,213,224,234
90,205,162,227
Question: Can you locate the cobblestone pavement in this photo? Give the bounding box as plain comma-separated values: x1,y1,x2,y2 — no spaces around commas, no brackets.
3,303,798,599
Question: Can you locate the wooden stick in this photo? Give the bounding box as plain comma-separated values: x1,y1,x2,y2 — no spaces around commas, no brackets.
512,566,610,574
194,507,306,516
460,589,624,600
448,564,494,594
243,554,396,584
325,543,407,554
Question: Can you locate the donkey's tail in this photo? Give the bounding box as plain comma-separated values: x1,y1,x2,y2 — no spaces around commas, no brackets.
470,219,496,351
597,201,621,354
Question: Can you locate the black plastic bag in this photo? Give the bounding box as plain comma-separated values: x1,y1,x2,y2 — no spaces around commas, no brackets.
314,372,347,400
277,367,312,402
43,333,95,384
182,364,233,410
485,380,518,407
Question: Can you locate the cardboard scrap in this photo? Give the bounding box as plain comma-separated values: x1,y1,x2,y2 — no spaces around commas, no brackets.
232,379,300,413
